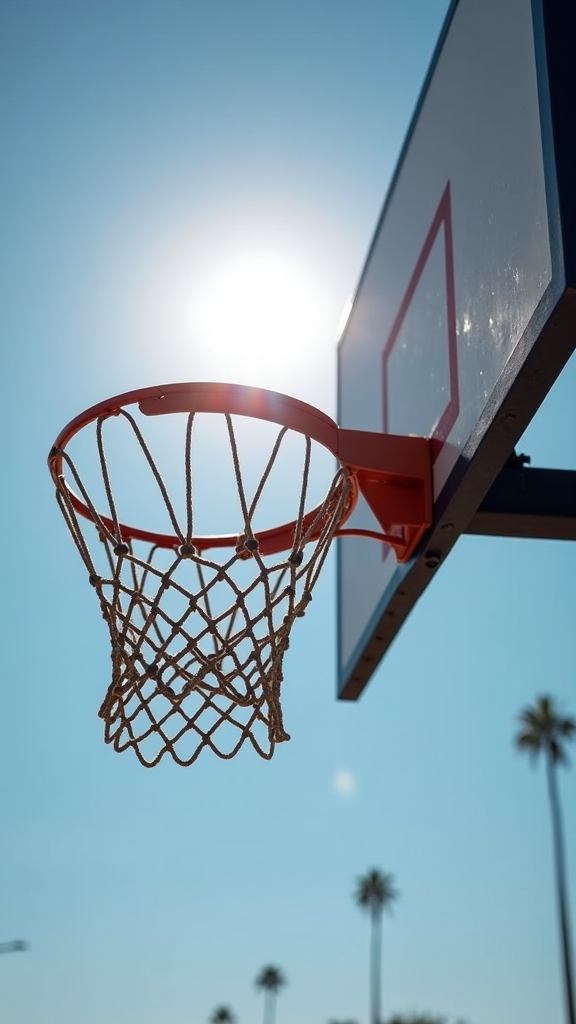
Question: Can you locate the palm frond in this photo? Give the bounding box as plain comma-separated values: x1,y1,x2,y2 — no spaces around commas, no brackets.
514,695,575,766
209,1006,236,1024
354,868,399,915
255,964,287,993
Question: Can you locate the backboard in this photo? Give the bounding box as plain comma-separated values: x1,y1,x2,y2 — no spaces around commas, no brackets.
337,0,576,698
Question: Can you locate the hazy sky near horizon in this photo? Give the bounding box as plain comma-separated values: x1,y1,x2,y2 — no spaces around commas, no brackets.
1,2,575,1023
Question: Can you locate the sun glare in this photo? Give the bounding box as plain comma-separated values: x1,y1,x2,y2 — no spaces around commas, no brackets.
187,252,329,389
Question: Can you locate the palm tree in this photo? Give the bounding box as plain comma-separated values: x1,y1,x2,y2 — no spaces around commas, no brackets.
386,1015,450,1024
516,694,575,1024
387,1016,446,1024
0,939,29,954
209,1007,236,1024
255,964,287,1024
354,868,399,1024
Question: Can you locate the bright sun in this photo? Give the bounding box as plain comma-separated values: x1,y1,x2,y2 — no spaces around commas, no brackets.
187,251,329,389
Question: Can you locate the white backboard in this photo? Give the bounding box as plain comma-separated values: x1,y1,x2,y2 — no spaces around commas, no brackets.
337,0,576,697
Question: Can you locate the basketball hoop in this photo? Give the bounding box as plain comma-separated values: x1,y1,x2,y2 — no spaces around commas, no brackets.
48,382,432,767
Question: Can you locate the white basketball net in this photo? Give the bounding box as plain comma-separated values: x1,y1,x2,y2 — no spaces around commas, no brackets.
52,408,353,767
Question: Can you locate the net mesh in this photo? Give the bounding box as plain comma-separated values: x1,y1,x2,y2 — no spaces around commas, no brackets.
52,408,352,767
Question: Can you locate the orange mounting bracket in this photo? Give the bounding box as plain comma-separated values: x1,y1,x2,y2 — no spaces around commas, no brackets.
335,428,433,562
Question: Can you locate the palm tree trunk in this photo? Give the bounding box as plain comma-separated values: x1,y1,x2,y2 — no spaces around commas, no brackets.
546,752,576,1024
370,909,382,1024
262,990,276,1024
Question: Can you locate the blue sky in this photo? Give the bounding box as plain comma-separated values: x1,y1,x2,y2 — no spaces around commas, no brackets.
1,2,575,1023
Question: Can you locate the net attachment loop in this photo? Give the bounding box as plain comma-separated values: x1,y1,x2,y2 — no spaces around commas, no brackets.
48,382,433,768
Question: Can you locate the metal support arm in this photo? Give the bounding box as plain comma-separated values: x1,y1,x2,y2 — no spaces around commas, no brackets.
466,466,576,541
